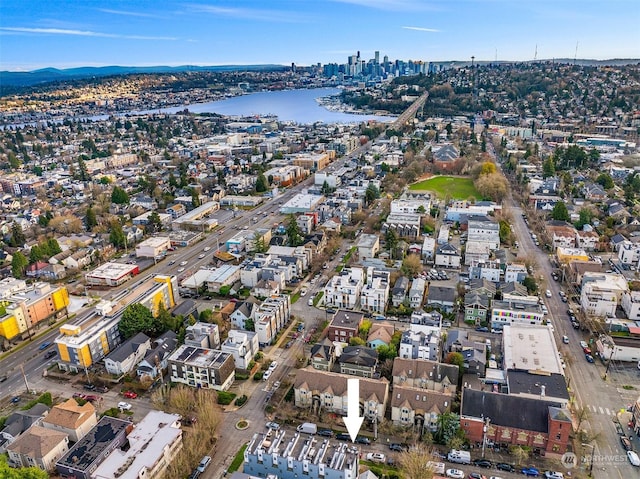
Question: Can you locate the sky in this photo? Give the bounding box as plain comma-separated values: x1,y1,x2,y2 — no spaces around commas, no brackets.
1,0,639,71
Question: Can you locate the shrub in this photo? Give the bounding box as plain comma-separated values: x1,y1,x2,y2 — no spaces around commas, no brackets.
21,392,53,410
217,390,237,405
253,371,264,381
284,386,295,402
235,373,249,380
102,407,120,418
234,395,248,407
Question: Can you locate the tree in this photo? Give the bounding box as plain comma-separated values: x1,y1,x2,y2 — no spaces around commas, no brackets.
0,454,48,479
401,254,423,277
474,172,509,202
29,245,43,264
358,319,372,337
9,222,26,247
551,201,570,221
77,157,88,181
479,161,496,176
509,445,530,466
44,238,62,256
365,183,380,206
255,173,268,192
498,220,511,244
109,221,126,248
596,173,614,189
434,412,462,445
444,351,464,374
145,211,163,233
8,151,21,169
119,303,157,339
191,189,201,208
398,443,435,479
111,186,130,204
522,275,538,294
349,337,365,346
85,206,98,230
376,344,397,362
320,180,333,196
252,231,267,253
575,208,593,229
11,251,28,278
542,157,555,178
385,229,399,259
285,214,304,246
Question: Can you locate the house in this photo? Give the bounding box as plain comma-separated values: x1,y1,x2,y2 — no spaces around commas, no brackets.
104,332,151,376
575,229,599,251
469,260,501,282
136,331,178,380
390,385,455,433
327,310,364,343
357,234,380,260
464,241,491,266
7,425,69,472
185,322,220,349
252,279,281,298
391,358,459,391
310,338,336,371
548,223,577,249
490,299,544,330
504,264,527,284
398,329,440,361
391,277,410,307
464,292,490,324
0,404,49,453
229,301,257,330
360,268,390,314
41,399,97,443
434,242,461,268
426,286,456,313
583,183,607,201
337,346,378,378
366,323,394,349
91,411,182,479
220,329,259,370
460,389,572,454
408,277,426,309
293,367,389,421
421,236,436,262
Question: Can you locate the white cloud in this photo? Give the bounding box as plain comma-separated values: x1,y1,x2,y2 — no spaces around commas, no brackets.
0,27,178,41
184,3,309,23
330,0,440,11
98,8,165,19
402,26,440,32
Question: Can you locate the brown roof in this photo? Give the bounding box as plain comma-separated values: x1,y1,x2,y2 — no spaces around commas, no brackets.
548,224,577,238
367,323,394,345
42,399,95,430
391,384,454,415
294,367,389,404
392,358,459,386
7,425,68,458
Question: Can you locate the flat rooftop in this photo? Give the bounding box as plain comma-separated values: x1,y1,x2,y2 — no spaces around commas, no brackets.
86,262,138,280
137,236,171,248
503,324,563,374
168,344,231,368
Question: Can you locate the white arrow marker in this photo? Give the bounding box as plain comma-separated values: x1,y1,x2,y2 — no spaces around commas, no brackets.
343,378,364,442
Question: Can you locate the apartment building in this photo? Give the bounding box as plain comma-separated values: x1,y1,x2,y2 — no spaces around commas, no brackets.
254,294,291,346
580,272,628,317
168,345,235,391
360,267,390,314
324,268,364,310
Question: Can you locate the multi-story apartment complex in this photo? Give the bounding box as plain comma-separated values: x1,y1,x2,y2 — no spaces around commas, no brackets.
254,294,291,345
324,268,364,310
55,275,178,371
168,345,235,390
360,267,390,314
0,281,69,341
580,272,628,317
490,299,545,331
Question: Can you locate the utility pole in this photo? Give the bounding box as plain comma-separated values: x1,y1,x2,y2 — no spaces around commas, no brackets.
20,364,31,394
482,416,491,457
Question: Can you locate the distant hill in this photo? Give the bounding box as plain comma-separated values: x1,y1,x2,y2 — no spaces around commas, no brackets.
0,64,288,87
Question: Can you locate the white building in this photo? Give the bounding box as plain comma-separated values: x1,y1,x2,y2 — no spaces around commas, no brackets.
503,324,564,375
398,329,441,361
255,294,291,345
390,198,431,215
490,300,545,330
360,268,390,314
324,267,364,310
580,272,628,317
356,234,380,260
618,240,640,268
135,236,171,259
622,290,640,321
467,219,500,250
421,236,436,262
408,278,426,309
91,411,183,479
220,330,259,370
168,345,235,390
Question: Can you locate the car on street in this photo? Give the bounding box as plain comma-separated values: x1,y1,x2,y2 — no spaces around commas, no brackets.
268,361,277,370
620,436,632,451
489,477,504,479
585,354,594,363
168,260,176,265
123,391,138,399
39,341,52,350
627,450,640,466
11,396,21,403
179,261,188,266
117,402,132,410
83,383,96,391
468,473,486,479
544,472,564,479
521,467,540,476
445,469,465,479
198,254,205,259
495,463,515,472
44,350,57,359
204,247,211,252
317,429,333,437
545,289,552,297
273,381,281,389
263,370,272,381
177,267,185,273
473,459,493,468
355,436,370,445
336,433,351,441
388,443,407,452
562,335,569,344
365,453,386,463
579,340,588,349
265,422,280,430
0,375,8,382
300,288,307,296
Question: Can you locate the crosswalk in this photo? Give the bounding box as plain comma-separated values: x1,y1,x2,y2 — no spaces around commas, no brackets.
585,404,615,416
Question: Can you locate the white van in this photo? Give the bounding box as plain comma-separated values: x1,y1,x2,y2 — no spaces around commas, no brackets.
296,422,317,435
447,449,471,465
197,455,211,472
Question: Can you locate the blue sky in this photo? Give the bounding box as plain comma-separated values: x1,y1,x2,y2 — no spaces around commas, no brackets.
1,0,639,71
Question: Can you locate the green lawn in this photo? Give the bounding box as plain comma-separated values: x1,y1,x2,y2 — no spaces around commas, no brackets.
409,175,480,199
228,444,248,473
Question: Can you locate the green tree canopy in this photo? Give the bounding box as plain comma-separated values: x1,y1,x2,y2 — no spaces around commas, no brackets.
596,173,614,189
255,173,268,193
542,158,555,178
444,351,464,374
118,303,165,339
12,251,28,278
285,214,304,246
523,275,538,294
109,221,126,249
85,206,98,230
111,186,130,204
0,454,48,479
551,201,570,221
499,220,511,244
9,222,26,247
376,344,398,362
365,183,380,206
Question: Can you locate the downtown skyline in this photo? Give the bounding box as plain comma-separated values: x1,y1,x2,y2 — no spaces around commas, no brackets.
1,0,639,71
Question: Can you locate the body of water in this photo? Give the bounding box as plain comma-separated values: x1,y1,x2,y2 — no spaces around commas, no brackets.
136,87,396,124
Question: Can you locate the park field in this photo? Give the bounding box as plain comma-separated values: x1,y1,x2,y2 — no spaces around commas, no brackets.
409,175,480,199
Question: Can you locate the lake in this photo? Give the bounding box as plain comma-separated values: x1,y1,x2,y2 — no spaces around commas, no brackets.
135,87,396,124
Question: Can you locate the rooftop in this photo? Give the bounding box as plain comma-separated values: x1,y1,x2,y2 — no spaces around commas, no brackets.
168,344,232,368
503,324,563,374
329,310,364,330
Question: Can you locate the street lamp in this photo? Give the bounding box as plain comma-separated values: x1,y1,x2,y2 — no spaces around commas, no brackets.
481,416,491,458
581,442,595,476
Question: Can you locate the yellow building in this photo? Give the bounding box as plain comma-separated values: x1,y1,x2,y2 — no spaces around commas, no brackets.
0,283,69,341
55,275,178,371
556,247,590,264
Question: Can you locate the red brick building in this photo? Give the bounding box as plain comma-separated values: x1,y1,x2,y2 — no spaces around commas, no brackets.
327,310,364,343
460,389,572,455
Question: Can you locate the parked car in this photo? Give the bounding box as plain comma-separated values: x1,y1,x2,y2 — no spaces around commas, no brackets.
11,396,21,403
265,422,280,430
545,289,552,298
445,469,465,479
468,473,486,479
336,433,351,441
585,354,595,363
123,391,138,399
117,402,132,410
620,436,632,451
268,361,277,370
197,456,211,473
83,383,96,391
473,458,493,468
495,463,515,472
562,335,569,344
355,436,371,445
388,443,407,452
317,429,333,437
544,472,564,479
365,453,386,463
44,350,57,359
521,467,540,477
273,381,281,390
